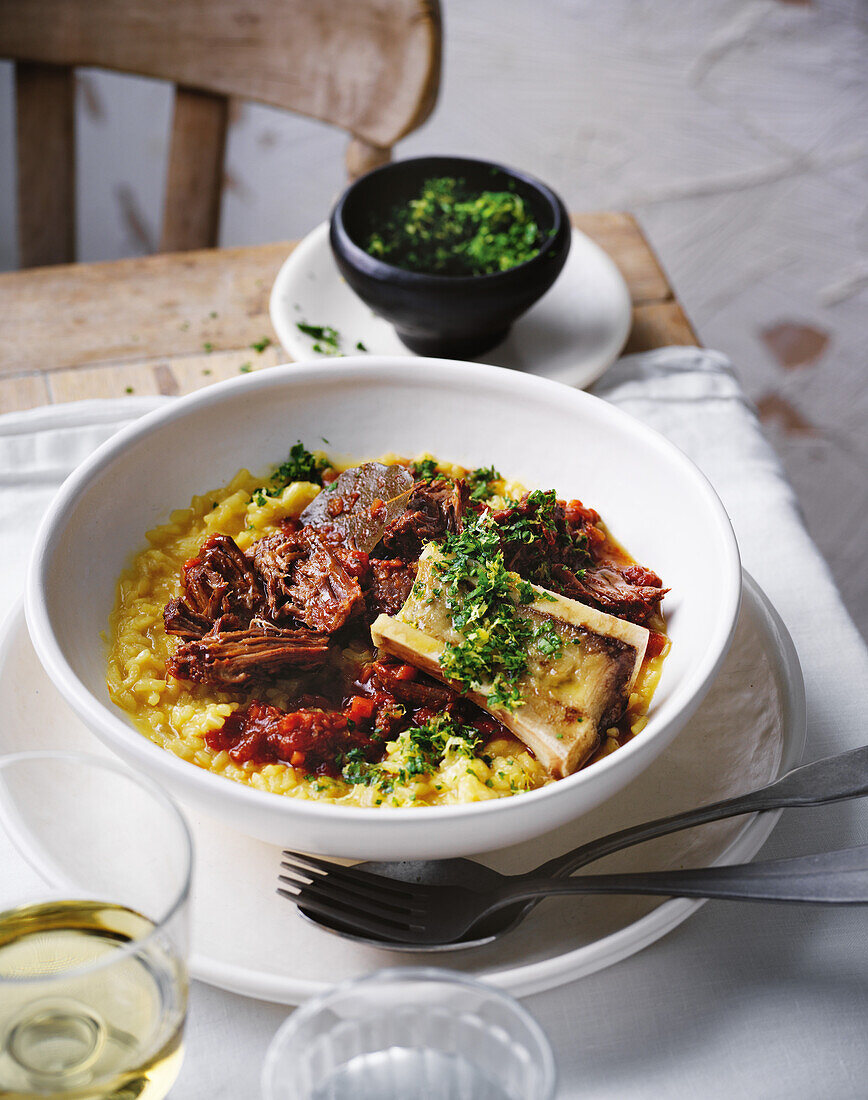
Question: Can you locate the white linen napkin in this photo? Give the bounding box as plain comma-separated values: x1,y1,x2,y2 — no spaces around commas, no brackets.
594,349,868,758
1,348,866,1099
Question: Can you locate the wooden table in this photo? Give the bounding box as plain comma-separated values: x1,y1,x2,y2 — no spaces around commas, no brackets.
0,213,696,412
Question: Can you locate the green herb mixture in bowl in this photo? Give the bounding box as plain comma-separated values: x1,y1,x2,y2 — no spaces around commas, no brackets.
364,176,546,276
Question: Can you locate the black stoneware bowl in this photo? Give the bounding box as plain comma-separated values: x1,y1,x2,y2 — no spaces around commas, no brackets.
329,156,572,359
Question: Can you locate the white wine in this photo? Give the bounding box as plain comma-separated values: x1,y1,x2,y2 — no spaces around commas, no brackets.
0,899,187,1099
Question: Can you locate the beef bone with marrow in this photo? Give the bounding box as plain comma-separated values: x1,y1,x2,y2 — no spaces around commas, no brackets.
371,544,649,777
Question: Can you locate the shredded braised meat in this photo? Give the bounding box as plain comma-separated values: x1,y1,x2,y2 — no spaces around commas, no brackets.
489,493,668,626
378,478,469,560
251,528,306,621
162,599,212,641
166,624,331,687
368,657,461,710
164,522,367,688
287,527,364,633
173,533,264,628
366,558,417,616
253,526,364,633
549,563,668,626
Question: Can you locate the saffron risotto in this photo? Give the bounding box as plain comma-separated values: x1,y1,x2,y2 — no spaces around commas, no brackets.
106,454,667,808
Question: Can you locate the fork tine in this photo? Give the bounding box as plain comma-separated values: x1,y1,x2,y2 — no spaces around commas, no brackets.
280,851,416,898
276,887,419,939
280,857,421,909
278,872,423,922
279,853,411,897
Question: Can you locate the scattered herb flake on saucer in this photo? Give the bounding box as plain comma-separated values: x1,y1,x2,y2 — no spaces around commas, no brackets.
296,321,342,356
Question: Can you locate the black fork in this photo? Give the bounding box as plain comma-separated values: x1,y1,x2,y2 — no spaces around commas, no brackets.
279,845,868,947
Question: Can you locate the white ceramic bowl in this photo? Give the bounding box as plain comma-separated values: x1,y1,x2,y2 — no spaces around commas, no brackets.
25,358,741,860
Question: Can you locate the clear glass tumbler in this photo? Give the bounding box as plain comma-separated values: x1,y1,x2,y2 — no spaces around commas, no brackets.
0,751,192,1099
262,967,557,1100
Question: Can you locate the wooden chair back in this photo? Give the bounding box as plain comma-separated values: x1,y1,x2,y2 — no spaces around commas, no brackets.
0,0,441,267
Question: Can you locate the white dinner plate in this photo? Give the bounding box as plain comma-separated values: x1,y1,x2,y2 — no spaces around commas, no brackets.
1,572,804,1004
269,223,632,388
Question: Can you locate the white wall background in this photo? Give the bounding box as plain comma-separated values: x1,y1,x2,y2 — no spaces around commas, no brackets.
0,0,865,638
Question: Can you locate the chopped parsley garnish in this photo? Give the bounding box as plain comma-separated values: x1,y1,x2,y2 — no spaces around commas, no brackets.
365,176,543,276
203,341,214,353
467,464,501,502
340,715,480,791
495,489,558,542
411,456,440,479
272,442,332,486
249,441,332,503
400,714,480,775
250,336,272,353
239,362,252,373
341,748,385,789
433,510,564,710
493,489,590,586
355,340,368,352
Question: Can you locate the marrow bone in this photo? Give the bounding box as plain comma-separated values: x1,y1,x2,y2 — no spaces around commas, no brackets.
371,545,650,777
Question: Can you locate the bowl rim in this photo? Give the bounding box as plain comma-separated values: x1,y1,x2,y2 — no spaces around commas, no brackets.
329,154,571,288
25,356,742,826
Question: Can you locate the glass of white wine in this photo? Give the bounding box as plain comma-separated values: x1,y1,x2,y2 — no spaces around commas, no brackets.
0,751,192,1099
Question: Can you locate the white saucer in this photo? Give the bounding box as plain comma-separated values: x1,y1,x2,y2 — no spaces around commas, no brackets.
269,223,633,388
1,572,804,1004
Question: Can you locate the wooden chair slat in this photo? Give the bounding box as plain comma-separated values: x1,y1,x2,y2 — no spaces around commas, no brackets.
15,61,76,268
1,0,442,265
346,137,392,182
160,87,229,252
0,0,442,148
